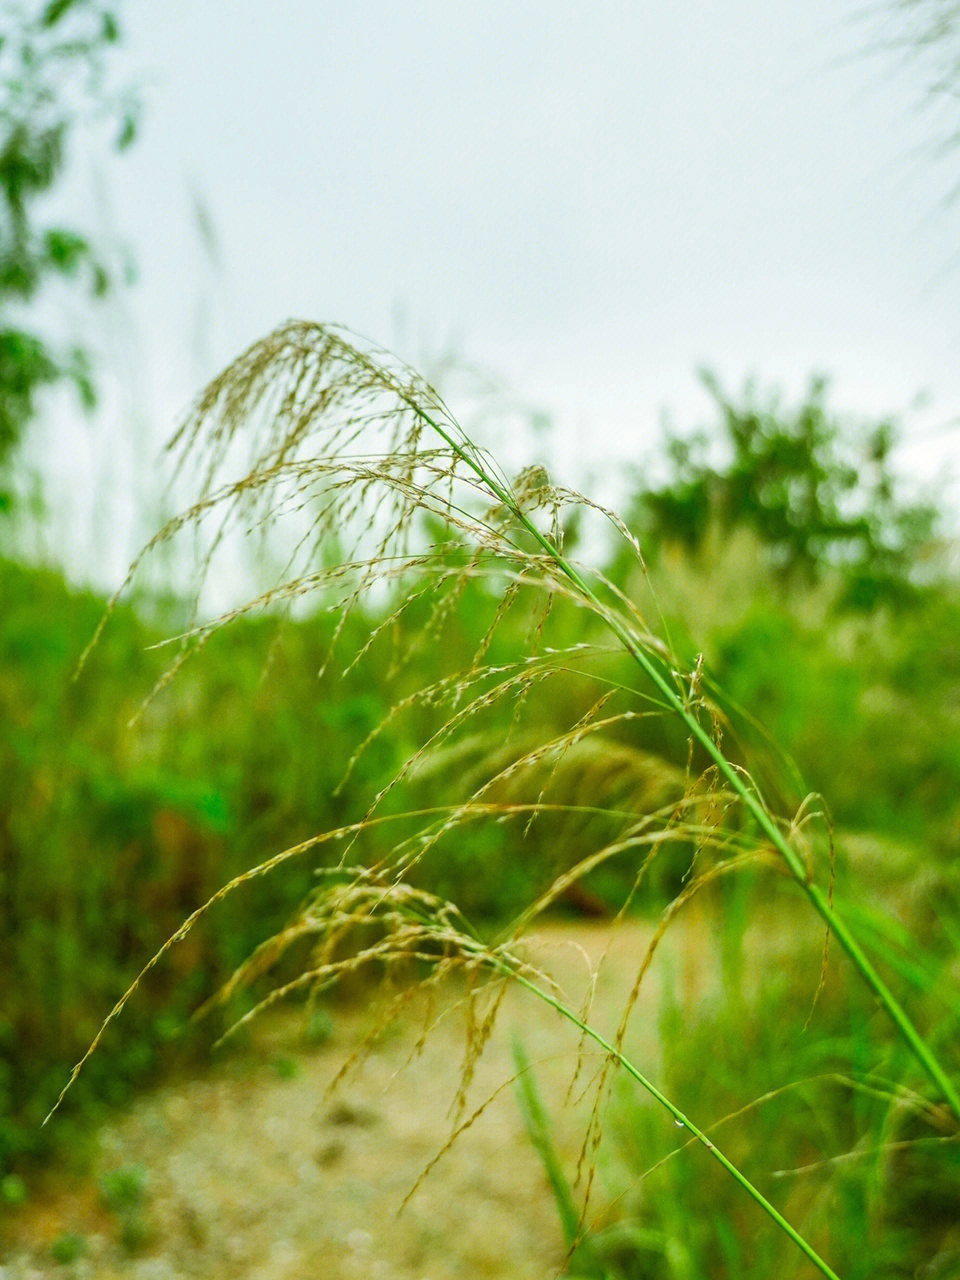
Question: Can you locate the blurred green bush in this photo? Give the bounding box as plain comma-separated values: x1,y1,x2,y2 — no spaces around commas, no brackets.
4,535,960,1174
2,381,958,1183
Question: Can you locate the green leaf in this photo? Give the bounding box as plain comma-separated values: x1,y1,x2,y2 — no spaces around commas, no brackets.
44,228,89,273
116,112,137,151
41,0,81,28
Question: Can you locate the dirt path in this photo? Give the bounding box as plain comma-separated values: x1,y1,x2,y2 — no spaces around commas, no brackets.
2,919,719,1279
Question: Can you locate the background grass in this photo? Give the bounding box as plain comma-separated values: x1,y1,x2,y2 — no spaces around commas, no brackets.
4,528,960,1144
3,366,960,1275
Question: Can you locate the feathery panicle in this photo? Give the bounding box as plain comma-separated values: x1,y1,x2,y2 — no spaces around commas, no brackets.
56,321,960,1280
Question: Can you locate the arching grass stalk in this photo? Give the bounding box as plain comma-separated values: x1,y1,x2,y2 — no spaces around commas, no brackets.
432,924,839,1280
113,321,957,1118
511,969,840,1280
63,322,956,1273
304,884,844,1280
398,390,960,1121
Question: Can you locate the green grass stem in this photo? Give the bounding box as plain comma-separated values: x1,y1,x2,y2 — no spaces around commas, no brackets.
505,964,841,1279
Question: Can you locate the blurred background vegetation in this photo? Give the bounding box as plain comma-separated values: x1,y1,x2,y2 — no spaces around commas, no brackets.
6,367,960,1269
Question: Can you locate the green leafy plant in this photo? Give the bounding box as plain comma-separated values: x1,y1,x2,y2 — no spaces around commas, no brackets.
0,0,137,502
627,373,937,607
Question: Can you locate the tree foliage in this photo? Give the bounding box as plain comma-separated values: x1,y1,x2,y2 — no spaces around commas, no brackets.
0,0,136,490
630,373,938,607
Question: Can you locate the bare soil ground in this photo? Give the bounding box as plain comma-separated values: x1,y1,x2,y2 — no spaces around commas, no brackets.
2,917,731,1279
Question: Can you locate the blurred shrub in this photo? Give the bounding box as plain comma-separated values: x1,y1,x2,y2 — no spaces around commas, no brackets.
652,543,960,861
0,556,391,1169
0,0,138,494
3,471,960,1177
0,552,678,1170
624,373,939,607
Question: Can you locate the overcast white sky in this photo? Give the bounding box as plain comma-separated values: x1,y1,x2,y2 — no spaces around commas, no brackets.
30,0,960,582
